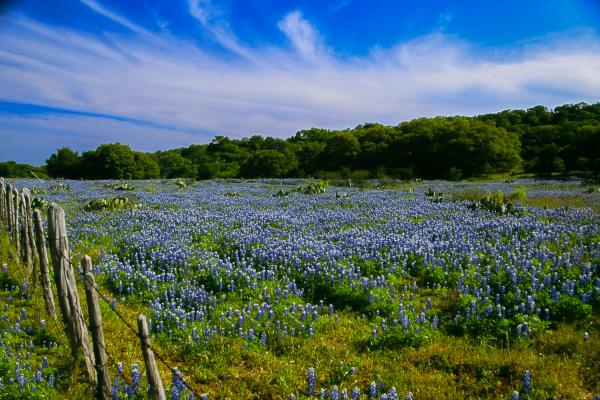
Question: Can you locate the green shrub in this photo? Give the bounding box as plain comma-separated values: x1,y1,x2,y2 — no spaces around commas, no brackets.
83,196,137,212
31,196,50,210
104,181,135,191
49,183,70,192
298,180,328,195
175,179,188,190
509,186,528,203
550,296,592,322
367,323,437,349
469,192,520,215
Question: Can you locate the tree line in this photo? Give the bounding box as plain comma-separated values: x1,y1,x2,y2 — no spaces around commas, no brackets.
4,102,600,180
0,161,48,179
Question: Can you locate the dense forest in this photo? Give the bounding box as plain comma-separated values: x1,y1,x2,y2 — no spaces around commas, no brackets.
0,161,48,179
4,102,600,180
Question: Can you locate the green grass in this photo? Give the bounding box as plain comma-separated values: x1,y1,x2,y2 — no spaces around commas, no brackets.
447,186,599,213
1,178,599,399
526,195,600,213
1,241,598,399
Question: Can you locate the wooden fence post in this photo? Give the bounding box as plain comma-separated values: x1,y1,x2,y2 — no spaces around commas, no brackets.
2,181,8,230
8,184,16,237
12,186,20,254
19,191,32,269
22,188,38,271
18,195,25,261
83,256,112,400
3,182,7,229
32,209,57,319
0,178,5,226
47,205,74,348
137,314,166,400
6,184,14,242
47,204,97,384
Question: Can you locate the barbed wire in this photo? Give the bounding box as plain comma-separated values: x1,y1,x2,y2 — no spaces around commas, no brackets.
58,250,201,397
1,218,200,396
0,229,135,389
2,198,203,396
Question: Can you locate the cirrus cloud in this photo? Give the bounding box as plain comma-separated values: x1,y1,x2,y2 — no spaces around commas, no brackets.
0,1,599,164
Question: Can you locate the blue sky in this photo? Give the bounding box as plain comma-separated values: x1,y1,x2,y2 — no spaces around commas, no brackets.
1,0,599,165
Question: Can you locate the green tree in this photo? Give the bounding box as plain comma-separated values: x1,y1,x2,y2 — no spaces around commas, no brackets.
0,161,47,178
156,151,196,178
205,136,249,178
92,143,137,179
321,133,360,170
26,101,600,180
132,152,160,179
46,147,82,178
354,123,397,169
240,149,299,178
399,117,520,178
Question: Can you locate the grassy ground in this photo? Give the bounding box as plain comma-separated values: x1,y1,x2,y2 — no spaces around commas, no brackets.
0,233,166,399
2,229,598,399
446,186,600,213
1,177,599,399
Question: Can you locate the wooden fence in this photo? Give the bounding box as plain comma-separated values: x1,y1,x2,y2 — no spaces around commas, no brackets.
0,178,166,400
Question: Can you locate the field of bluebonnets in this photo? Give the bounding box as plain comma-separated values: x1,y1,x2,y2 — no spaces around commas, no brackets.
1,178,599,399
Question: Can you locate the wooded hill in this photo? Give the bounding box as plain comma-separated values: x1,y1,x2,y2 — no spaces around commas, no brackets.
7,102,600,180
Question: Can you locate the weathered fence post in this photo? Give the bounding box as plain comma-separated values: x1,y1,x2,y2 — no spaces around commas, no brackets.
8,184,16,237
6,184,14,242
0,178,5,226
19,191,32,269
32,209,57,319
47,204,97,384
22,188,38,270
137,314,166,400
3,182,9,231
83,256,112,400
12,186,20,254
2,182,7,230
18,194,25,258
47,205,74,347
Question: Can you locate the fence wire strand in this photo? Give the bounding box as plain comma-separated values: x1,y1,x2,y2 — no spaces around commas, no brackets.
60,252,200,397
1,197,201,397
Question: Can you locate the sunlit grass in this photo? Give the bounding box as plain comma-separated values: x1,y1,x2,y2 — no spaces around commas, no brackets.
1,178,599,399
526,195,600,213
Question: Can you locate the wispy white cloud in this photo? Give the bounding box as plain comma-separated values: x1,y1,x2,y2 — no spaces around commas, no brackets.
80,0,146,34
277,11,329,63
188,0,260,63
1,3,600,164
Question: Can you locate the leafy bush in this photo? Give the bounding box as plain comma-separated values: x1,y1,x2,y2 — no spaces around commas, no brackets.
469,191,519,215
31,197,50,210
0,269,19,291
425,187,444,202
508,186,528,203
49,183,70,192
273,189,290,197
272,181,329,196
175,179,188,190
550,296,592,322
104,181,135,191
367,322,437,349
297,181,328,195
83,196,137,212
